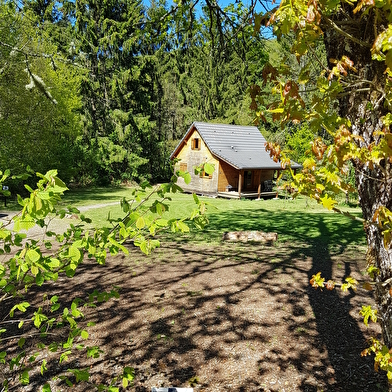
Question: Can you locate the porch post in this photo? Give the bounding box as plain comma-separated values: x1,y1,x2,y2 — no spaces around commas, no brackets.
257,169,262,199
238,170,242,199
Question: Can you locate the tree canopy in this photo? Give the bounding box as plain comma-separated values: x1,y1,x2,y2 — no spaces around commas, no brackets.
0,0,272,187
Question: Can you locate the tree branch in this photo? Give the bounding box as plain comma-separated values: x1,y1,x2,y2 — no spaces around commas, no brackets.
324,18,372,48
332,206,366,223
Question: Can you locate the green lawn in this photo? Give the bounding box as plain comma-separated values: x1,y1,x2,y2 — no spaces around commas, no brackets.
60,186,366,251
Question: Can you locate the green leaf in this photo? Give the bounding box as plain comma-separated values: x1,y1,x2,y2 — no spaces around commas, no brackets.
136,216,145,229
122,366,135,388
33,309,48,328
0,351,6,364
183,172,192,184
48,342,59,352
59,350,72,363
10,302,30,317
192,193,200,205
31,265,39,276
42,383,52,392
41,359,48,375
20,369,29,385
87,346,103,358
176,220,190,233
71,301,82,318
81,330,89,339
49,258,60,268
107,236,128,254
155,218,168,227
18,337,26,348
139,240,149,255
68,368,90,382
37,191,51,200
68,246,81,262
13,216,36,232
204,163,215,175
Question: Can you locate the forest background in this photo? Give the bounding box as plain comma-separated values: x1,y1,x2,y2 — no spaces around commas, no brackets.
0,0,320,190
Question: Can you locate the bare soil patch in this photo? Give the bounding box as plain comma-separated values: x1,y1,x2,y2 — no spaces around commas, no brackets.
1,239,388,391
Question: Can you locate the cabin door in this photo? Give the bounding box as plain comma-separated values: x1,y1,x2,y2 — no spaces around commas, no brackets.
244,170,252,190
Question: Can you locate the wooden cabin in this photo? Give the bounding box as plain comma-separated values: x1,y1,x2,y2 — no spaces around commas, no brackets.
170,122,301,199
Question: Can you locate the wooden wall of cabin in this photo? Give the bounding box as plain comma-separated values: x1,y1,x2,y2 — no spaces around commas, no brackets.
218,161,239,191
174,128,219,194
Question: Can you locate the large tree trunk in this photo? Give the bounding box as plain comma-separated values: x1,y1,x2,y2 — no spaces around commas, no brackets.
322,4,392,353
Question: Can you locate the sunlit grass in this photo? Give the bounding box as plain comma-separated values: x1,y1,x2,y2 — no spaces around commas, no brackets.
60,186,365,250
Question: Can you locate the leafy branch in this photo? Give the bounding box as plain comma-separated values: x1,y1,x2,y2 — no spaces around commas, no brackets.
0,168,208,390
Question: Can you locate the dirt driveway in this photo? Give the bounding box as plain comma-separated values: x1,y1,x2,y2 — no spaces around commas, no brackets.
1,229,388,391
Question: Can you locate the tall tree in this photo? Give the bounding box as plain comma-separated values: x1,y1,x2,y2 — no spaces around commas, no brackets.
251,0,392,385
74,0,150,184
0,1,82,184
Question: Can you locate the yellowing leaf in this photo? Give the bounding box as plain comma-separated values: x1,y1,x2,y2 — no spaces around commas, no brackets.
363,282,373,291
302,158,316,170
268,107,284,113
320,195,337,210
360,305,377,326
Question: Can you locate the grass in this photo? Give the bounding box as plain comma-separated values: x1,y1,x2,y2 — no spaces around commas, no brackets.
60,186,136,207
2,183,366,251
0,185,138,212
57,186,366,251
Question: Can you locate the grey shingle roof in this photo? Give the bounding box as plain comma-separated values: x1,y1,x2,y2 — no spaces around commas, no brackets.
172,122,301,170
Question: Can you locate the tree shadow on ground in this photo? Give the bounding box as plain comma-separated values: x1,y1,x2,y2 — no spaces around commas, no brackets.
1,207,388,391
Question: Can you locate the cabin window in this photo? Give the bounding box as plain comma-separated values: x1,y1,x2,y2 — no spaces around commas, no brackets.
200,170,212,179
191,138,201,150
179,163,187,172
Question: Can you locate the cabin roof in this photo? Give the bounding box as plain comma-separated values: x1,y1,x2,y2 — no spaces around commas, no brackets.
171,122,301,170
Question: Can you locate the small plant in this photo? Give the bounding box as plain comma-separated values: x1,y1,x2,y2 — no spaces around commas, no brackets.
187,290,203,297
188,376,200,387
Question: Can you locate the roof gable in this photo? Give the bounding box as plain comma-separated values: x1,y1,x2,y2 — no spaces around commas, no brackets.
171,122,301,170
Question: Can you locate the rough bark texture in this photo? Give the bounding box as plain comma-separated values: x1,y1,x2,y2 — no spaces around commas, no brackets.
322,5,392,351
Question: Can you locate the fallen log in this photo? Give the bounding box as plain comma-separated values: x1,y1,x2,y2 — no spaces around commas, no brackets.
222,230,278,244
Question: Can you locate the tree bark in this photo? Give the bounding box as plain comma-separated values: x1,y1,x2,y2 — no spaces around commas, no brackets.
322,4,392,358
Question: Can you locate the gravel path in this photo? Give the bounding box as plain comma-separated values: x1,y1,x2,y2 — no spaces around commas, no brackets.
0,201,120,239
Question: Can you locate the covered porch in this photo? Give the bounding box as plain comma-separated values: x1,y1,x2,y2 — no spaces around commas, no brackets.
218,168,279,199
217,190,278,199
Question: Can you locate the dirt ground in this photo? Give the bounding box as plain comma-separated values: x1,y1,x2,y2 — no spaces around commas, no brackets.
2,235,389,392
